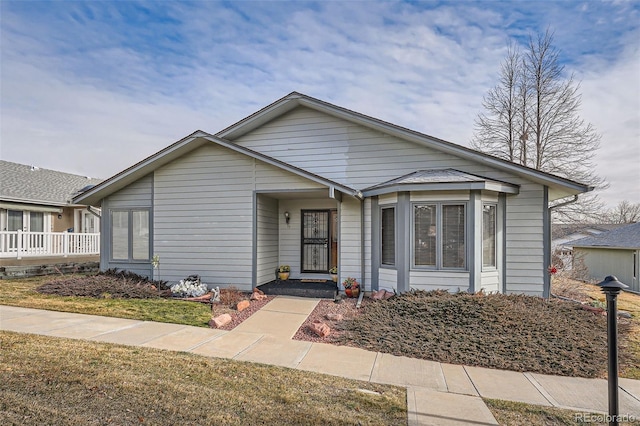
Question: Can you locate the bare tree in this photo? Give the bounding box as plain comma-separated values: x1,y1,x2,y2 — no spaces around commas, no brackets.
602,200,640,224
471,30,606,221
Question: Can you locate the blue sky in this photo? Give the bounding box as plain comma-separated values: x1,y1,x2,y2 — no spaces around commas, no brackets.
1,0,638,206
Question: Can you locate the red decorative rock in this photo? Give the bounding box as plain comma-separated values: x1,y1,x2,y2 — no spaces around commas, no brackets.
210,313,232,328
310,320,331,337
325,313,343,321
250,292,267,301
371,290,386,300
237,300,251,312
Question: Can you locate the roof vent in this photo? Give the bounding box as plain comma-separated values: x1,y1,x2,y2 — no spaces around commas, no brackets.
30,165,40,171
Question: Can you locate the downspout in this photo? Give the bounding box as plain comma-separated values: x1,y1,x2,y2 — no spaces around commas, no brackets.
547,194,579,299
357,191,365,308
86,206,102,218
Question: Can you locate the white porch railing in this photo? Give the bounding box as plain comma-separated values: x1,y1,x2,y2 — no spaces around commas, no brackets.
0,231,100,259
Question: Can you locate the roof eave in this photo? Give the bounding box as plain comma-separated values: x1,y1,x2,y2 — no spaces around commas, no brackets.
362,181,520,197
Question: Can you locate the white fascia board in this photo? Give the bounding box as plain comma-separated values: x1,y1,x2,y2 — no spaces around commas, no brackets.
362,181,519,197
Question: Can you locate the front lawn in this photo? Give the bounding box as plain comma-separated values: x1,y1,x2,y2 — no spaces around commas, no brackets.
0,275,213,327
0,331,406,425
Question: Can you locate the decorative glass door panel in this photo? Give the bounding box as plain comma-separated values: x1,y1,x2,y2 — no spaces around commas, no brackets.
301,210,330,272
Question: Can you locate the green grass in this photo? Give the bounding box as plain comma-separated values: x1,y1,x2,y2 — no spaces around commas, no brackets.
0,275,212,327
0,331,407,425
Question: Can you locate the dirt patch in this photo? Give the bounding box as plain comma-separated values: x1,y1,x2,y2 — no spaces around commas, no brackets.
212,294,275,330
293,297,364,342
295,290,633,379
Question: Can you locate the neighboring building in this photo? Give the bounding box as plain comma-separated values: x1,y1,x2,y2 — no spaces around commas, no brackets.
571,222,640,293
73,92,592,297
551,223,627,269
0,160,102,259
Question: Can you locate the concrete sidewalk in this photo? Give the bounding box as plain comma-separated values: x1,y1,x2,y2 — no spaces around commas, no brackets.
2,298,640,425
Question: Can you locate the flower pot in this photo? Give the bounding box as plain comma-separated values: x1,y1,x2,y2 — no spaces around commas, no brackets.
278,272,290,281
330,274,338,282
345,288,359,298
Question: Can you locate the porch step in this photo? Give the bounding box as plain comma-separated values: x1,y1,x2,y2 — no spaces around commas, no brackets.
257,279,337,299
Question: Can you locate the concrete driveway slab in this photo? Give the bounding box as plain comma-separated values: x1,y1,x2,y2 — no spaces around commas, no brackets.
232,310,308,339
408,387,498,426
190,331,262,359
465,366,551,406
296,342,377,382
0,305,42,320
42,316,141,339
262,296,319,315
89,321,188,346
142,326,226,351
621,378,640,403
234,336,312,368
1,312,93,333
441,363,478,396
370,353,446,391
530,373,640,416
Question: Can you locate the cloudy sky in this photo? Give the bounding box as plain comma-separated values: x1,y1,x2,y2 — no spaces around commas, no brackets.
1,1,638,206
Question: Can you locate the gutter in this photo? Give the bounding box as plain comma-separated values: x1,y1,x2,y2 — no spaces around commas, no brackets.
549,194,579,211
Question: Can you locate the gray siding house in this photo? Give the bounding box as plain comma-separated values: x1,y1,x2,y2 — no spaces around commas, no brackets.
571,222,640,293
73,92,592,297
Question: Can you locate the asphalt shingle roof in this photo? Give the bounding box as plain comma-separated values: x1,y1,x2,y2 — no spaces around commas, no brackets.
571,222,640,249
0,160,103,206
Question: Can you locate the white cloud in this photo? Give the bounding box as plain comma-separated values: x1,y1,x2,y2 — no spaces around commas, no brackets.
1,1,638,207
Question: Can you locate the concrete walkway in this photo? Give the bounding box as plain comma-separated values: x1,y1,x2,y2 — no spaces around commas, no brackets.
2,297,640,425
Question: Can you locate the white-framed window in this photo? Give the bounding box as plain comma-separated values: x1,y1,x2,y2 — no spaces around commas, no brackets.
413,203,466,270
482,204,497,269
381,206,396,266
111,209,150,261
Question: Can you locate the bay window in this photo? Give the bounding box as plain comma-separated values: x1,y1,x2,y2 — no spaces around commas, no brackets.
482,204,497,268
414,203,466,270
381,206,396,266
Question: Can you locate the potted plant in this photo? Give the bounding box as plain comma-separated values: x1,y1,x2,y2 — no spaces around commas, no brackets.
278,265,290,281
342,277,360,298
329,266,338,282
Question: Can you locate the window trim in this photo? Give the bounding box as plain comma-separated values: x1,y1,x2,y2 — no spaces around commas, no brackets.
411,201,467,271
380,205,397,268
482,203,497,270
110,208,151,262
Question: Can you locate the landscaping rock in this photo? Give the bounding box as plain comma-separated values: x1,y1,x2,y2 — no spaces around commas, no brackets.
210,313,232,328
236,300,251,312
325,313,343,321
618,310,632,319
310,320,331,337
371,290,386,300
250,291,267,301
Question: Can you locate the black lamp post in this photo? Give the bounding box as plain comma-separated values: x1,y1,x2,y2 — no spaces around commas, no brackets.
597,275,628,426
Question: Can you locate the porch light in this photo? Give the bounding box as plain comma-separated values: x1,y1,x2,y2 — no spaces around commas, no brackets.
284,211,290,224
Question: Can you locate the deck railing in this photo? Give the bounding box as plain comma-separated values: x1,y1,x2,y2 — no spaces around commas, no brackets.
0,231,100,259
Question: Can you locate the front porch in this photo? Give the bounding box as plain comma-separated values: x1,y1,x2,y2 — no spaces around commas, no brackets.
257,278,338,299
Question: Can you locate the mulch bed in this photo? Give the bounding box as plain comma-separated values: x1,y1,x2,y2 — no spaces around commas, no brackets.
295,290,632,379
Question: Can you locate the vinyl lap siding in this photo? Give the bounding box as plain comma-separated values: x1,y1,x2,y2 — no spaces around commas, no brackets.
504,183,545,296
409,271,469,292
154,146,253,289
340,197,363,288
256,195,278,285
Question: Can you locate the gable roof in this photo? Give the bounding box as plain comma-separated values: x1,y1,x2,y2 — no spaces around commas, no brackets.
571,222,640,250
73,92,592,206
73,131,360,206
362,169,520,197
0,160,103,208
216,92,592,200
